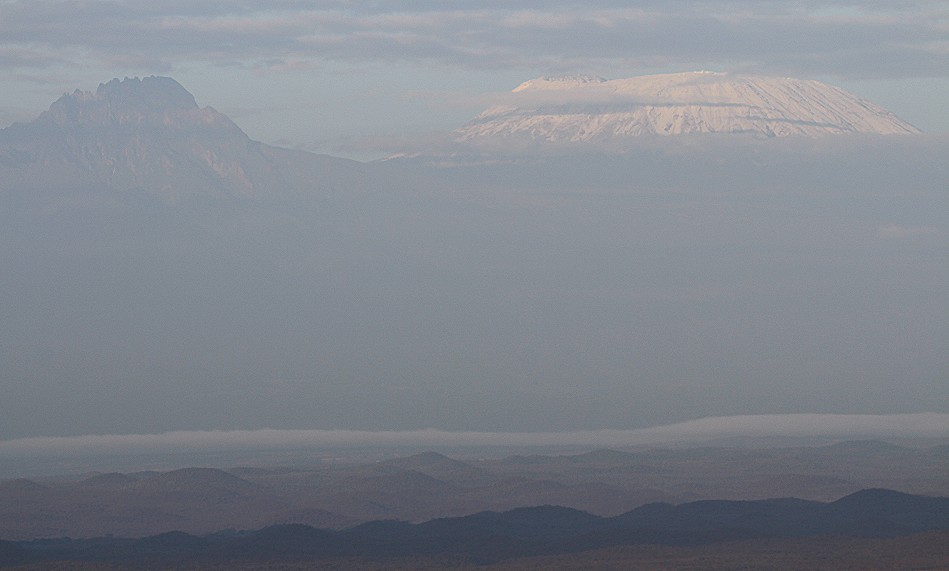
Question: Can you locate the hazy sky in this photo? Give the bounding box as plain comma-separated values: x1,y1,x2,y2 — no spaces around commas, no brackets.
1,1,947,442
2,0,948,159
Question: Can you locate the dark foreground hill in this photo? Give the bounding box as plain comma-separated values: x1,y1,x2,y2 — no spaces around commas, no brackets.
2,489,948,568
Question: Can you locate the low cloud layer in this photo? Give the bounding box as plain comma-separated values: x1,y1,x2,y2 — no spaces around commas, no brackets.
2,414,947,457
1,1,947,80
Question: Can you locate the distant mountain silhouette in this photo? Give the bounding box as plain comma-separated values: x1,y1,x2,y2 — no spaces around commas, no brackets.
568,449,643,464
379,451,490,483
70,472,137,489
127,467,261,498
0,478,47,493
2,490,947,567
456,72,920,148
7,443,949,541
0,76,363,203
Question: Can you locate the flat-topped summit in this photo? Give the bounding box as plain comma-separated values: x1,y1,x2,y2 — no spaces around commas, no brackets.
456,71,920,143
513,75,608,92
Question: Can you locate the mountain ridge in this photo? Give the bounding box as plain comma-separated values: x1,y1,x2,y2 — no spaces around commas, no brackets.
0,76,363,203
2,489,947,567
41,76,214,128
456,71,920,144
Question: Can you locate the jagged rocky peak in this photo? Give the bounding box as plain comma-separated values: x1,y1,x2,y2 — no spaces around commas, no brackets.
0,76,265,200
41,75,233,130
457,71,921,142
96,76,198,110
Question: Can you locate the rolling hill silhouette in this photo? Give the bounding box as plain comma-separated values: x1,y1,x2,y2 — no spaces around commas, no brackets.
2,489,947,567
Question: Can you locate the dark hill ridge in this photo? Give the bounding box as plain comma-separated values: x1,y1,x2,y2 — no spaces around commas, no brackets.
0,479,47,495
71,472,137,489
2,489,947,567
126,467,261,497
381,450,454,467
567,449,646,465
378,451,490,483
6,441,949,541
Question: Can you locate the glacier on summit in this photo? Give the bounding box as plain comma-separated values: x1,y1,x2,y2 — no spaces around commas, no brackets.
455,72,920,144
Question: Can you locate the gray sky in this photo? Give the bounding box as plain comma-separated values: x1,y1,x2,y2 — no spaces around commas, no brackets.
2,0,948,159
1,2,947,442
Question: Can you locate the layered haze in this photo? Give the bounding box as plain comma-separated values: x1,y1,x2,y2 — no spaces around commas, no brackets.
3,6,949,566
0,76,946,442
3,414,949,458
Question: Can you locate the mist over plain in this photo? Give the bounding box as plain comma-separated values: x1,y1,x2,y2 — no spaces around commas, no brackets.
1,126,946,439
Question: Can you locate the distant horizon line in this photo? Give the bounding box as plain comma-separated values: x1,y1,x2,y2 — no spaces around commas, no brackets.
2,413,947,456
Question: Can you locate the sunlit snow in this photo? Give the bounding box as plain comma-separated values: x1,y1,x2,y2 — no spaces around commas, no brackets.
456,72,920,143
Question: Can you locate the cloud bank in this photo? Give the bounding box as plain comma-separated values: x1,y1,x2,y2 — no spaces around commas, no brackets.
2,414,947,457
1,1,947,80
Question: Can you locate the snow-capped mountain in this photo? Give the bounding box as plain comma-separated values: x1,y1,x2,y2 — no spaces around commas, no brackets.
455,72,920,143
